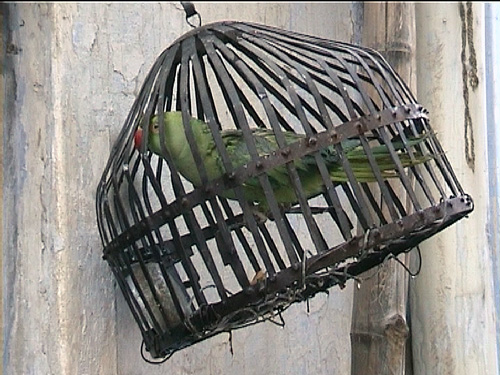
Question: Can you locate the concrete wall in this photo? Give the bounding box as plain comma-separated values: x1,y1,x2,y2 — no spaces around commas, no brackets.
3,3,358,374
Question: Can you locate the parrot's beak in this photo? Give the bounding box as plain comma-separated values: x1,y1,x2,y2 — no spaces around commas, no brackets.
134,128,143,150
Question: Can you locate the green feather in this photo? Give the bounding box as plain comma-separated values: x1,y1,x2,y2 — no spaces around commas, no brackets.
146,112,431,212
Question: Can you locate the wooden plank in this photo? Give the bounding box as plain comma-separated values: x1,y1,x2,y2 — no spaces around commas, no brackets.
412,3,499,375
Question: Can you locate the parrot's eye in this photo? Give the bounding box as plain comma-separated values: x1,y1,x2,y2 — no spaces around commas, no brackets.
150,120,160,134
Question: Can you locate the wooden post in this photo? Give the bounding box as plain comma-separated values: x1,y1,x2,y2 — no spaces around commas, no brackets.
351,3,416,374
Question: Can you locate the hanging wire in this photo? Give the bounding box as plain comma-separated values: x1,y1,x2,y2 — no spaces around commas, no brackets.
385,246,423,278
180,1,201,28
353,245,423,288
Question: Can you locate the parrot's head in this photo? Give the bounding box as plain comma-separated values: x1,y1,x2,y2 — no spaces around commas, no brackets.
134,116,161,151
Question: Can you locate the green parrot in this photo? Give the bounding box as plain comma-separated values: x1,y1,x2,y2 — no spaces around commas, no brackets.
134,111,430,215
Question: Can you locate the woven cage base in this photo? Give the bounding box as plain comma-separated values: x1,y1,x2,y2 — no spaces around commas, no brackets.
96,21,473,359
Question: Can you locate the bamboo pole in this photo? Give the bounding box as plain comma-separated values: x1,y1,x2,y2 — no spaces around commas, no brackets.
351,3,416,374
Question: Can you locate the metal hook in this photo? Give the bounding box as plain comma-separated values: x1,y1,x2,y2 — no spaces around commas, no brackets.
180,1,201,28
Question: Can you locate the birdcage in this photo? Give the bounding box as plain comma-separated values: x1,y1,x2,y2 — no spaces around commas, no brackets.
96,20,473,360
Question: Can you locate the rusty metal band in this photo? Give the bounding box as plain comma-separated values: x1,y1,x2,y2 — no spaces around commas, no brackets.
103,103,427,257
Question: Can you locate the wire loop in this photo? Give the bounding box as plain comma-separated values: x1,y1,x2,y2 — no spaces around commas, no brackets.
180,1,201,28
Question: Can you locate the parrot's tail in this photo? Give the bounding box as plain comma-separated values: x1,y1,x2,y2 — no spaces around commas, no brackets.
330,135,433,182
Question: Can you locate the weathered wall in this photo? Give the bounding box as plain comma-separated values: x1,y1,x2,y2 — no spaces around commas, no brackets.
3,3,359,374
3,3,119,374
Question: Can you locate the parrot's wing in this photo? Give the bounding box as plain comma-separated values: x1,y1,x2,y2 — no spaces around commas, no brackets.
219,128,311,191
253,129,311,185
